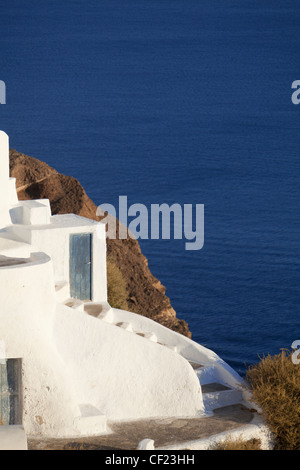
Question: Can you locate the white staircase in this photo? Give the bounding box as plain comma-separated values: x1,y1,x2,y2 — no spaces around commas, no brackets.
62,299,246,415
64,298,85,311
201,382,243,410
190,361,244,411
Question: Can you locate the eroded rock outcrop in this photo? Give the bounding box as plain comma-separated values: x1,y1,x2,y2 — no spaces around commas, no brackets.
9,149,191,338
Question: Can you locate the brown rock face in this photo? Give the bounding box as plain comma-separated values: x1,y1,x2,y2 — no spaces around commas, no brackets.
9,149,191,338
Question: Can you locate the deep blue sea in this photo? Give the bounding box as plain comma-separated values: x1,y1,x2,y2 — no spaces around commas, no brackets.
1,0,300,375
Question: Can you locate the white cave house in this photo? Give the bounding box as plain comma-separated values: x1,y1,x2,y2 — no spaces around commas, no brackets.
0,130,248,438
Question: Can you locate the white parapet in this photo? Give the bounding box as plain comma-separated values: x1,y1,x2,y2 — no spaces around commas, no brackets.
0,130,9,186
0,131,19,228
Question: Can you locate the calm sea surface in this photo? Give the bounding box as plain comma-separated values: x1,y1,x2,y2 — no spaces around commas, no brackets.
1,0,300,374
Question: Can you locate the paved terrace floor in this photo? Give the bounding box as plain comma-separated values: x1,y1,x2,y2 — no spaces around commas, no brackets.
28,404,256,450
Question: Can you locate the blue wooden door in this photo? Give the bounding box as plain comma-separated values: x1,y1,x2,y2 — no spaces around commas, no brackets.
70,233,93,300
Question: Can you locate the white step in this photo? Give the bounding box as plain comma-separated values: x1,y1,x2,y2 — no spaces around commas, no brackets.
84,302,113,321
166,344,177,352
136,331,159,343
143,332,158,343
196,365,219,385
98,308,114,323
188,361,203,371
55,281,69,302
115,321,133,332
75,404,107,436
201,383,243,410
64,298,85,312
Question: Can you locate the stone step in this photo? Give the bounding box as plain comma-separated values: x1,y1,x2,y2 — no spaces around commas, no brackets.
143,332,158,342
195,364,219,385
188,361,203,370
136,331,157,341
75,404,107,436
64,298,84,312
98,309,114,323
201,382,243,410
55,281,69,302
84,302,113,321
201,382,231,393
115,322,133,332
166,344,177,352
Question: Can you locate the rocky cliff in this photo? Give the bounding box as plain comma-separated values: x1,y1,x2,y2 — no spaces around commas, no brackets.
9,149,191,338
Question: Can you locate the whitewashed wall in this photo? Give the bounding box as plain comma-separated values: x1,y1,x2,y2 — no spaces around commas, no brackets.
53,304,205,421
0,253,83,436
